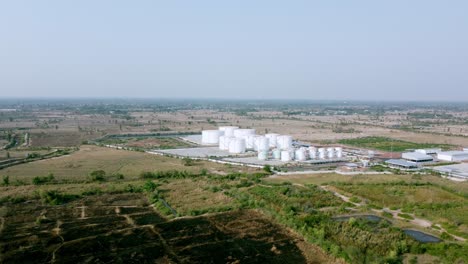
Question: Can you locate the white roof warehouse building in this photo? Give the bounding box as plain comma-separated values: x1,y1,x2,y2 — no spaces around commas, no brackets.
437,151,468,162
385,159,419,169
401,152,434,163
415,148,441,155
433,163,468,181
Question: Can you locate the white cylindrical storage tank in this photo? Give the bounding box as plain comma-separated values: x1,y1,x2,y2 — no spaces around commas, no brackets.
277,135,293,150
295,148,307,161
258,137,270,152
253,136,262,151
301,147,310,160
245,135,256,149
219,126,239,131
219,136,226,150
234,129,256,139
335,147,343,158
308,147,317,159
318,148,326,159
219,126,239,137
202,130,221,144
222,136,235,150
258,151,268,161
309,150,317,159
272,149,281,160
290,149,296,160
265,133,279,148
281,150,293,162
228,138,246,154
327,147,335,159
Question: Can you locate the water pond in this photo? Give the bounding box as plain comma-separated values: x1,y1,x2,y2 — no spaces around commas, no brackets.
403,229,441,243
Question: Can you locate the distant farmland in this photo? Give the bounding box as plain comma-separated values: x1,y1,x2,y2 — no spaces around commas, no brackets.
338,136,454,152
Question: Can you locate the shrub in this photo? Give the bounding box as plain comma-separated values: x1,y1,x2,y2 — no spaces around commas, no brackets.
32,173,55,185
81,188,103,196
88,170,106,182
397,213,414,220
2,175,9,186
140,171,157,179
124,184,143,193
39,190,77,205
111,173,124,179
382,211,393,218
182,157,194,166
27,152,41,159
263,165,272,173
143,180,158,193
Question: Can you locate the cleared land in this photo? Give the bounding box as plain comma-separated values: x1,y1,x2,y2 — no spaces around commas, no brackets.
0,193,337,264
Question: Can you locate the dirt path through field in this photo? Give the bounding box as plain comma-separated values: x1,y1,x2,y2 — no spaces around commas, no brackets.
77,206,86,219
51,220,64,264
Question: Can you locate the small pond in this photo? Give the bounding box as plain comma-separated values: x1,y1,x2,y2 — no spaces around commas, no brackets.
403,229,442,243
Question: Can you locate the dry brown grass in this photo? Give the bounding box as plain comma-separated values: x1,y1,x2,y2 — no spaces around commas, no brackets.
0,145,258,183
159,178,234,215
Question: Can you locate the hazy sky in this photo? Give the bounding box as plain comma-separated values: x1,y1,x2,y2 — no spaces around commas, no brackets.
1,1,467,101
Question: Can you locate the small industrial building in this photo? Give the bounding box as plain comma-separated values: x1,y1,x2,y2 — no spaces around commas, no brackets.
437,151,468,162
385,159,419,169
415,148,441,155
401,152,434,163
433,163,468,181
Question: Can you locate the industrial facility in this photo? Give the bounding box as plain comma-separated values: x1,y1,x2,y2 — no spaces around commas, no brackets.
151,126,348,169
401,152,434,163
437,150,468,162
206,126,344,163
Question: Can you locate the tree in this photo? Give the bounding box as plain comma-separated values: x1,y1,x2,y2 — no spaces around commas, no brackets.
6,152,10,159
263,165,272,173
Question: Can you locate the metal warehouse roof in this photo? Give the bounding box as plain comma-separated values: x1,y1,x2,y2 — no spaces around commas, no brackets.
438,151,468,156
385,159,419,168
402,152,433,161
415,148,441,154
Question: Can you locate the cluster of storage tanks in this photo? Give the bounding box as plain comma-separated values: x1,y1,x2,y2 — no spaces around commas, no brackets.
201,126,293,155
202,127,343,162
261,146,343,162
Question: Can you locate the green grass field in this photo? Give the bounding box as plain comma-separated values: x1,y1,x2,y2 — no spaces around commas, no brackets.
265,173,468,196
338,136,454,152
